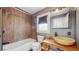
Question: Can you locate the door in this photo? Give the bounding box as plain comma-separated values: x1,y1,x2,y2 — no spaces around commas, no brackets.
0,8,2,50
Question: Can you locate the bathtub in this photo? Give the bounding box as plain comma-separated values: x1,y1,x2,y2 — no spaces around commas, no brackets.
3,38,36,51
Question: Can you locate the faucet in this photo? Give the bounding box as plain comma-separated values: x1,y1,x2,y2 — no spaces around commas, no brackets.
55,32,58,37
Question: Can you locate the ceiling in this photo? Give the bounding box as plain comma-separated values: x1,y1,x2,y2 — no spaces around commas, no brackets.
19,7,45,14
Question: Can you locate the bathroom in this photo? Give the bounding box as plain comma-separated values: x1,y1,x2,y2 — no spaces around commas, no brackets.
0,7,79,51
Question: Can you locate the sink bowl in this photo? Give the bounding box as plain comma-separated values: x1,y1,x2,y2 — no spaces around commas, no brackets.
53,36,75,45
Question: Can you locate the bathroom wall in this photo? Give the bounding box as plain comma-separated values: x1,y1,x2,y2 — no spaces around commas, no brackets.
2,7,33,43
50,10,76,38
33,7,76,38
76,8,79,47
0,8,2,50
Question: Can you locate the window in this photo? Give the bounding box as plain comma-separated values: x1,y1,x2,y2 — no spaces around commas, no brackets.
38,16,48,33
38,23,48,32
52,13,69,28
37,12,50,33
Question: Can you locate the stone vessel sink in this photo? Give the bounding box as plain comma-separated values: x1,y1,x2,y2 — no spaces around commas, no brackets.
53,36,75,45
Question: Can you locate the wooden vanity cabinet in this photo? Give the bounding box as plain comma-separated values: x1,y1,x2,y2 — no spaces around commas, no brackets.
42,39,79,51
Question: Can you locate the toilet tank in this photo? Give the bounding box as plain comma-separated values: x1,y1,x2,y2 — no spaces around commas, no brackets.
37,35,44,43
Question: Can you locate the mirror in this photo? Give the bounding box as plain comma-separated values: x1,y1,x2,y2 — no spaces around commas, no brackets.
52,13,69,28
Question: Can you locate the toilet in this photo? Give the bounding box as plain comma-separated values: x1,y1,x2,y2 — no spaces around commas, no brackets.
37,35,44,43
32,42,41,51
32,35,44,51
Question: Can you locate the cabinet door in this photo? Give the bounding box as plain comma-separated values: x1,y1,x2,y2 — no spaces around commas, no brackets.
0,8,2,50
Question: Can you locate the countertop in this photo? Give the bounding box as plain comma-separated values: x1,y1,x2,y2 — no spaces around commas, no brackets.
43,39,79,51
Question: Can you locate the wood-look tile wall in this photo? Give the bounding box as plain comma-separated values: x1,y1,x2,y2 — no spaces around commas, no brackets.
2,7,32,43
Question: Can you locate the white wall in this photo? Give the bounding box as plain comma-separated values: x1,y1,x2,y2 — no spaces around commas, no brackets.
50,10,76,38
37,10,76,39
76,8,79,47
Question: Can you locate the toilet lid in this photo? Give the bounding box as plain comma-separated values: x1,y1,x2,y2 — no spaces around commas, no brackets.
32,42,40,46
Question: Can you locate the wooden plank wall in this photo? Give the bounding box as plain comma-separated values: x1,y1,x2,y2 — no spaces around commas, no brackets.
2,7,32,43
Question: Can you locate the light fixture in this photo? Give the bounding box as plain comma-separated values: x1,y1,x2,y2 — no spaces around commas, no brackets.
55,8,59,12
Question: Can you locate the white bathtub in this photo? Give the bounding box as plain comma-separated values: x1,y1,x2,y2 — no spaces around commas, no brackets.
3,38,36,51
